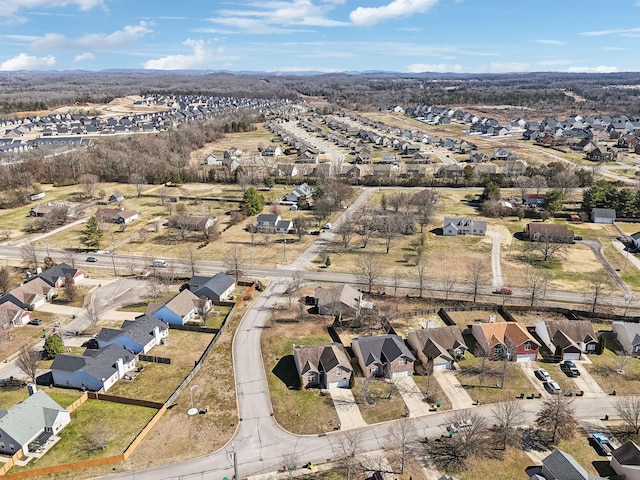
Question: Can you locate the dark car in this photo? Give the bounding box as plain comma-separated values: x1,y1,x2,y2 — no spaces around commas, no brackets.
560,360,580,377
86,256,98,262
28,318,42,326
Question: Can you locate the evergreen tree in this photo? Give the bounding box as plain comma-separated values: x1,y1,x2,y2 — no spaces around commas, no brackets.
43,334,64,360
81,216,103,249
543,189,564,214
264,176,275,190
480,181,500,201
242,187,263,215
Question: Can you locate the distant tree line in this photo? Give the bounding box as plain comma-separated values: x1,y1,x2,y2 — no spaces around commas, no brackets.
582,180,640,218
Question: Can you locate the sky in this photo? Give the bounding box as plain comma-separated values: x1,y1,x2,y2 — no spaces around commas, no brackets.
1,0,640,73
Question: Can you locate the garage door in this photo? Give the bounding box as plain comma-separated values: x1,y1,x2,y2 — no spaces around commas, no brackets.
328,379,349,389
392,370,410,379
563,352,581,361
432,363,449,371
516,354,537,362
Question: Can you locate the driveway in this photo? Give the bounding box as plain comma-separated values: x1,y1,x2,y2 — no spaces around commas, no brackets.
570,360,608,397
393,376,435,417
487,230,504,288
517,362,549,397
580,238,631,296
327,388,367,430
433,370,475,410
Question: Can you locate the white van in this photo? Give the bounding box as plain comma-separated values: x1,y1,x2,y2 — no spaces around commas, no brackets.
152,259,167,268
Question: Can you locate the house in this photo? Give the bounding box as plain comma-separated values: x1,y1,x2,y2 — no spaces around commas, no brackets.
351,334,415,379
255,214,293,233
591,208,616,224
108,192,124,203
535,449,606,480
522,193,546,207
525,223,575,243
293,343,352,389
632,232,640,250
471,321,540,361
611,441,640,480
534,319,598,360
407,325,468,371
0,301,31,327
314,284,371,318
0,387,71,455
29,203,74,218
96,314,168,353
189,272,236,302
0,278,56,310
96,208,139,224
442,217,487,236
36,263,84,288
50,344,136,392
285,183,313,204
168,214,217,232
147,290,208,325
612,321,640,356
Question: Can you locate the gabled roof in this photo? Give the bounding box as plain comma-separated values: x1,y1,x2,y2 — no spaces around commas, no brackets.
542,449,605,480
473,322,539,352
159,289,199,317
543,319,598,346
612,441,640,466
591,208,616,219
315,284,362,312
96,314,167,347
294,343,352,375
192,272,236,300
0,390,67,447
36,263,80,286
352,334,415,366
613,321,640,346
408,326,467,357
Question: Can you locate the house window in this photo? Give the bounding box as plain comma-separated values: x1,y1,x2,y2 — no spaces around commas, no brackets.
308,373,316,383
494,346,503,356
398,358,407,365
586,343,596,351
371,367,379,375
335,368,342,377
524,342,532,351
634,345,640,353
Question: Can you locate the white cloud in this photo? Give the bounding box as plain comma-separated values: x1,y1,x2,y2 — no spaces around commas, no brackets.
276,65,342,72
0,0,104,17
143,39,217,70
480,62,530,73
0,53,55,70
405,63,463,73
30,22,152,50
74,52,95,62
567,65,619,73
350,0,439,26
536,39,566,46
581,27,640,37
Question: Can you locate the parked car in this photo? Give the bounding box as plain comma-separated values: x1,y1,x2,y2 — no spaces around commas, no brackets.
592,433,615,456
535,368,551,381
28,318,42,326
560,360,580,377
493,287,513,295
86,256,98,262
543,380,562,394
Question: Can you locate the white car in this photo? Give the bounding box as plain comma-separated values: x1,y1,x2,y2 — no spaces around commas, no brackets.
536,368,551,381
544,380,562,394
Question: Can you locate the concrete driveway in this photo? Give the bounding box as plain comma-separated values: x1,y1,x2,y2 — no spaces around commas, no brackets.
393,376,435,417
327,388,367,430
517,361,549,396
433,370,475,409
569,359,608,397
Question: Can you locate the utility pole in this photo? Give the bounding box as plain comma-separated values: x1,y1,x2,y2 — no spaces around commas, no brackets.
111,234,117,276
230,443,239,480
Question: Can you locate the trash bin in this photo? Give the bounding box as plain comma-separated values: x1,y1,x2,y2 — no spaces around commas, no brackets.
436,401,442,408
71,314,76,319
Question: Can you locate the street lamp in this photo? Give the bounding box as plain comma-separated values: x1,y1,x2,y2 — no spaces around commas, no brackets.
189,384,198,409
283,238,287,263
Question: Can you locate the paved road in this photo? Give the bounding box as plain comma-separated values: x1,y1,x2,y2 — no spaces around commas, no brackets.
580,238,631,297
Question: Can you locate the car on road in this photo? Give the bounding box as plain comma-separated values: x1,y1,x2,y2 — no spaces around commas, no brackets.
535,368,551,381
86,256,98,262
28,318,42,326
560,360,580,377
493,287,512,295
543,380,562,394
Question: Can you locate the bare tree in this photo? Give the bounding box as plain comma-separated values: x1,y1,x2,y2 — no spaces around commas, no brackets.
387,418,416,474
337,429,362,480
17,346,40,383
388,192,409,213
514,176,532,199
415,256,429,298
224,245,246,282
78,173,100,197
355,209,376,249
441,269,457,300
355,253,385,293
147,275,162,300
525,268,549,307
616,396,640,435
534,235,566,263
181,245,201,277
531,175,547,194
63,273,78,302
62,250,79,268
491,398,525,449
21,243,40,271
376,214,401,254
84,303,101,335
535,394,577,443
469,260,489,303
0,266,12,295
411,189,437,233
336,215,355,251
129,173,148,198
586,270,612,313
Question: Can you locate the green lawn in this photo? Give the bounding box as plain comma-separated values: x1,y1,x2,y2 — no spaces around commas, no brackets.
586,335,640,395
0,385,83,410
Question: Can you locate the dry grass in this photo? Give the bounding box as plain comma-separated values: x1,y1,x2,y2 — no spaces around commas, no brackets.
351,377,408,423
445,309,504,329
412,374,453,411
586,335,640,395
458,446,534,480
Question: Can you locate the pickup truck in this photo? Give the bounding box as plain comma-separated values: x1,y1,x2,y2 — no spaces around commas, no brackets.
493,287,512,295
592,433,615,456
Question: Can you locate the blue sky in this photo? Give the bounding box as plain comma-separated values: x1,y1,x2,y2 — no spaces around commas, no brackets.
1,0,640,73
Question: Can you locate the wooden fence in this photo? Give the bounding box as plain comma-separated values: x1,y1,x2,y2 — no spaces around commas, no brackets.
138,354,171,364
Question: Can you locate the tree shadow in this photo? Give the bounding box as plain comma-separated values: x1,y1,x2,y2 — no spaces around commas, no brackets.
272,355,300,389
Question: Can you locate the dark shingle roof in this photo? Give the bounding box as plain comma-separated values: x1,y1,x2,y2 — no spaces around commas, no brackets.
36,263,79,287
51,344,133,381
612,441,640,466
192,272,235,301
352,334,415,366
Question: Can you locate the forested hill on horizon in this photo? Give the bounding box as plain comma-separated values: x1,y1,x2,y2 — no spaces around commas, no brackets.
1,70,640,118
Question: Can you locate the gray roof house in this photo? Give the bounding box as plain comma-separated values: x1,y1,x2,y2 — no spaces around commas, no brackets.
351,334,415,379
612,321,640,356
96,314,168,353
36,262,85,288
147,289,208,325
611,441,640,480
591,208,616,224
314,284,371,319
0,388,71,455
407,326,468,371
293,343,352,389
534,319,598,361
190,272,236,302
442,217,487,236
536,449,606,480
50,344,136,392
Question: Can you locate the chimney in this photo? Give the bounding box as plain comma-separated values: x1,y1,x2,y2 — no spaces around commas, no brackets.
153,326,161,343
27,383,37,396
116,358,125,377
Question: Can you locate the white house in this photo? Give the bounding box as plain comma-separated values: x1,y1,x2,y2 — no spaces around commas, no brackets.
612,321,640,356
285,183,313,203
612,441,640,480
442,217,487,236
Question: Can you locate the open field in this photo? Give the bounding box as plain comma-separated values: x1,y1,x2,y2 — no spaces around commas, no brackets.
0,311,57,362
261,315,341,434
9,400,157,474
